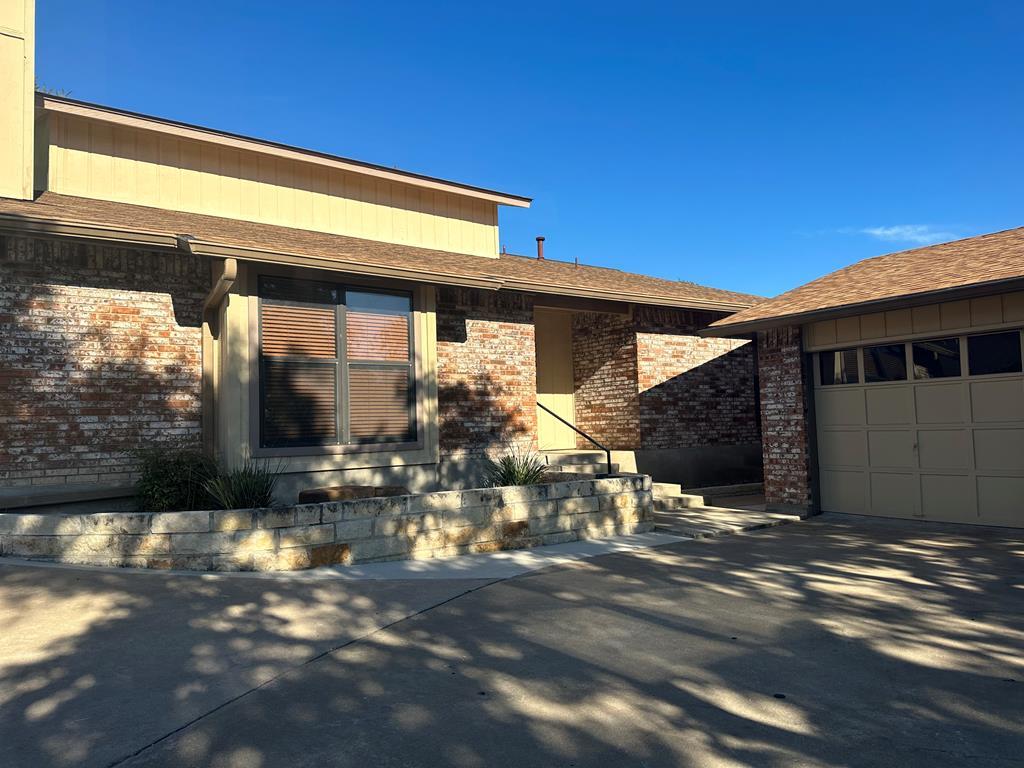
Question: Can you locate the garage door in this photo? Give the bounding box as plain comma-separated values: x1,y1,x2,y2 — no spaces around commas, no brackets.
814,329,1024,527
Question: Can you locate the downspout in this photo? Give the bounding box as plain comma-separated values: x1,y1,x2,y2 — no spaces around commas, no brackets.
201,256,238,457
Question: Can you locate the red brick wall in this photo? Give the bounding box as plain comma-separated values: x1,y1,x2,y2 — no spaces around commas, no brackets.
571,312,641,450
0,235,207,488
758,326,811,508
635,307,758,450
436,287,537,459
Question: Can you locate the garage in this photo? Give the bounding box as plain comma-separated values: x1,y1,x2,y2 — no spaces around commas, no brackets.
813,323,1024,526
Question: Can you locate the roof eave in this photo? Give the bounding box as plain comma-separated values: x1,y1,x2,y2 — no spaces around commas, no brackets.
699,275,1024,337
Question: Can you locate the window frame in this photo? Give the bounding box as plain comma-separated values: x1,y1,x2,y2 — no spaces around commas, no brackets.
252,273,421,455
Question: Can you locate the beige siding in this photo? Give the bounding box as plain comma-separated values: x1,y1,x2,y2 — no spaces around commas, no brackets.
44,114,500,258
804,292,1024,350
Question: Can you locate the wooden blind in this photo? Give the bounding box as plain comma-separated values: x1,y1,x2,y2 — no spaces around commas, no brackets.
346,312,409,361
348,368,412,440
262,360,338,445
261,304,336,358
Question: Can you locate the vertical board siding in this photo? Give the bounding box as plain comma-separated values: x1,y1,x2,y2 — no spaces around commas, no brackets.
46,115,500,258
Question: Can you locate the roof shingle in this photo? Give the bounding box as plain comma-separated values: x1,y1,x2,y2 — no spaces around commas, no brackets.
0,192,760,311
709,226,1024,332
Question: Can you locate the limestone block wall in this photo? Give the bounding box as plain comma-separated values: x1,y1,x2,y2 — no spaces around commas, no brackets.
0,475,654,571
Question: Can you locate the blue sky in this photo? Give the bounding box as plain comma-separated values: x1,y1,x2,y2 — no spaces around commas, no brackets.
36,1,1023,298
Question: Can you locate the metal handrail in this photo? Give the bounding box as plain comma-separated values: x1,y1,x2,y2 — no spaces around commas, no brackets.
535,401,613,475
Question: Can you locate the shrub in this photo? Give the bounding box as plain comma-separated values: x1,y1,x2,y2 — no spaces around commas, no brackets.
134,447,218,513
203,459,282,510
483,445,549,487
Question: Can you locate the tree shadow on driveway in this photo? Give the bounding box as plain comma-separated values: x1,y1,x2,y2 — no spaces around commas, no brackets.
3,515,1023,767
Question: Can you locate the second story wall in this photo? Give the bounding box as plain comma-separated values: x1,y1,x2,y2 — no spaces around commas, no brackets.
40,112,501,257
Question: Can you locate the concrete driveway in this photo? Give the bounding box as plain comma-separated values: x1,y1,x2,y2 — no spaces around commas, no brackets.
2,515,1022,767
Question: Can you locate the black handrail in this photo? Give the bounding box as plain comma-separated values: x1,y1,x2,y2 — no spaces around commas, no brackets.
536,401,613,475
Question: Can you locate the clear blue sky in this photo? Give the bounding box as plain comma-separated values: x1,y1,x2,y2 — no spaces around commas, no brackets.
36,1,1023,298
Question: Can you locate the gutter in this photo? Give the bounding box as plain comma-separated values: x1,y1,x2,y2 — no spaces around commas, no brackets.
698,275,1024,337
0,211,179,249
180,238,508,291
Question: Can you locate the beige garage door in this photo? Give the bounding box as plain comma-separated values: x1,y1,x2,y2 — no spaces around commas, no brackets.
814,329,1024,527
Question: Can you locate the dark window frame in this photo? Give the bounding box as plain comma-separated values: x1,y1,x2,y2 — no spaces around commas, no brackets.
967,330,1024,377
863,343,908,383
912,337,962,380
257,276,416,449
818,348,860,386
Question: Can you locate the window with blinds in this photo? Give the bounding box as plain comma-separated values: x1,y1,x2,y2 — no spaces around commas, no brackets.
258,277,415,448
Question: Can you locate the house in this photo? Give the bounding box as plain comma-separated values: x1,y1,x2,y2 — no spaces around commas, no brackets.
705,229,1024,529
0,0,761,510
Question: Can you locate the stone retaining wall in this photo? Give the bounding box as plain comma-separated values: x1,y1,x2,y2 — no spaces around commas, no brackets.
0,475,653,571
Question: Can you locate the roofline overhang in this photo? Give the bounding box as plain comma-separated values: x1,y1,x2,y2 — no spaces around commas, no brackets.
37,94,532,209
0,210,180,248
0,206,756,311
493,275,756,312
179,238,508,290
699,275,1024,337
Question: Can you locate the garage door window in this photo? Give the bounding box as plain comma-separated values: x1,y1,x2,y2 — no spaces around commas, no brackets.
819,348,859,385
912,338,961,379
864,344,907,382
967,331,1023,376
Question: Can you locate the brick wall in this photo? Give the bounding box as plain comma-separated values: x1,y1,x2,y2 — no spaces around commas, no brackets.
635,307,758,450
571,312,641,450
758,326,811,508
0,235,206,488
436,287,537,459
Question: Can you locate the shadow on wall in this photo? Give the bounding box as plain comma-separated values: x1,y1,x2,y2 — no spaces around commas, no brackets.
0,235,206,490
1,519,1021,766
634,344,762,486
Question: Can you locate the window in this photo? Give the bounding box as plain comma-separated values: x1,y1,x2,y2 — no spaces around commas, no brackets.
259,277,415,448
912,338,961,379
863,343,907,382
967,331,1023,376
819,348,859,385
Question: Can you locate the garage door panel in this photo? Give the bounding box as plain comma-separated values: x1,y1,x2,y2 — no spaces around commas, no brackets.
974,429,1024,472
866,430,915,468
914,383,967,424
977,476,1024,526
866,387,913,425
971,379,1024,423
815,388,865,427
917,429,971,470
819,430,867,467
820,470,865,514
921,474,977,522
869,472,918,518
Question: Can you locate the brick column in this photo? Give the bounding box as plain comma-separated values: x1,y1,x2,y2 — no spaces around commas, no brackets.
757,327,812,510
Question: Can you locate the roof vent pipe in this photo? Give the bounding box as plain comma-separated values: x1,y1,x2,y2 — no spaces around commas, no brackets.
536,236,545,260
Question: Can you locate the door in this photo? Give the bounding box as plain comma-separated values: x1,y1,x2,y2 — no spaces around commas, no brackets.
534,309,577,450
813,330,1024,527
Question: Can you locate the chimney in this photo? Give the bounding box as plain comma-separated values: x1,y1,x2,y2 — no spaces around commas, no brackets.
536,236,545,260
0,0,35,200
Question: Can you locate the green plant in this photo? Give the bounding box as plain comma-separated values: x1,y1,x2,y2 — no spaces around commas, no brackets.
483,445,549,487
134,447,218,513
203,459,283,509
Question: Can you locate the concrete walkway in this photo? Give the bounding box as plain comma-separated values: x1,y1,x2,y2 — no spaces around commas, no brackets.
3,514,1022,767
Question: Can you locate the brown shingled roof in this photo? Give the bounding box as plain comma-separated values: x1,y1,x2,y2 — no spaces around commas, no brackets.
707,226,1024,334
0,192,759,311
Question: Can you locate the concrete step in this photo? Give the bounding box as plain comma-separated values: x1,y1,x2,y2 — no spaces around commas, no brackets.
653,505,802,538
652,482,682,497
653,494,706,511
542,451,608,466
549,463,620,475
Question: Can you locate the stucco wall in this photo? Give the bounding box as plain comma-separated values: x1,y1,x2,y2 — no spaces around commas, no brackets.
0,235,206,489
